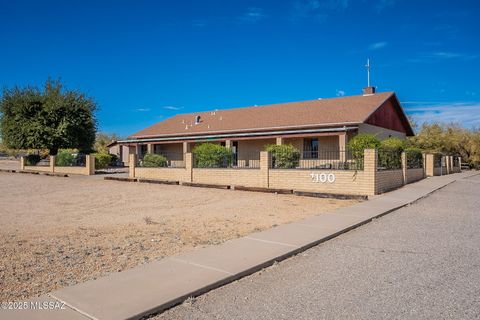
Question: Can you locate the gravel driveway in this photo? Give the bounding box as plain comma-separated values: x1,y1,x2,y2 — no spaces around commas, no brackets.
0,171,356,301
154,173,480,320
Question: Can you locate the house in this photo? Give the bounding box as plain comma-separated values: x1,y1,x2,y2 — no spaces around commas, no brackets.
110,88,414,166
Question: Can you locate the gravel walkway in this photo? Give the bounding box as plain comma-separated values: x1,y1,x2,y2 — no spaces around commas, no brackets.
154,173,480,320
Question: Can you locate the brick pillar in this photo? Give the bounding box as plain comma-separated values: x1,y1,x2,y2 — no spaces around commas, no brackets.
363,149,377,195
401,151,407,185
260,151,271,188
276,137,283,145
129,154,136,178
20,156,25,170
425,154,434,176
445,155,451,174
449,156,454,174
339,133,347,162
225,140,232,149
185,152,193,183
422,153,427,178
458,157,462,172
50,155,55,173
183,142,191,154
86,155,95,175
147,144,154,154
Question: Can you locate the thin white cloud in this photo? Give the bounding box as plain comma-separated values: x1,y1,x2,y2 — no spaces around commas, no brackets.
409,51,479,63
405,102,480,127
336,90,346,97
133,108,150,112
163,106,182,110
368,41,388,50
237,7,267,23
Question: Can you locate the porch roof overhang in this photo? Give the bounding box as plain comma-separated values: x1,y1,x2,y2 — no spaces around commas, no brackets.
116,124,359,145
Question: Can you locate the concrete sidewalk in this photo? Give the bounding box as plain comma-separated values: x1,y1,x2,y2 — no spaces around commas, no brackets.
1,172,476,320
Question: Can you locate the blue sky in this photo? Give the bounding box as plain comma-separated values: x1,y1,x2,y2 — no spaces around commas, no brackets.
1,0,479,136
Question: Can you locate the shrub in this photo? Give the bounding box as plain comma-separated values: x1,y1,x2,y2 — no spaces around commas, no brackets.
380,137,407,152
193,143,233,168
348,134,381,152
405,147,423,169
93,153,112,169
142,153,167,167
265,144,300,168
378,137,408,170
25,154,41,165
55,151,75,166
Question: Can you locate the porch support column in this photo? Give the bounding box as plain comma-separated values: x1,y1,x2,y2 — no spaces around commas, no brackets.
276,137,283,145
147,144,154,154
339,133,347,162
225,140,232,149
183,142,191,154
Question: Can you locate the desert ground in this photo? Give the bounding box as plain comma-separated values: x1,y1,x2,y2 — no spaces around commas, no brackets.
0,163,358,302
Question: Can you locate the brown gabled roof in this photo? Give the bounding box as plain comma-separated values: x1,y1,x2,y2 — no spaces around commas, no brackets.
130,92,410,138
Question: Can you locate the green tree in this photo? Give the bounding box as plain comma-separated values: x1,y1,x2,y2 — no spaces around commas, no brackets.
0,79,97,155
409,122,480,169
94,132,120,154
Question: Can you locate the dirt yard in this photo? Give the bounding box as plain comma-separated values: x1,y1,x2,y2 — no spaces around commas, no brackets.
0,169,358,301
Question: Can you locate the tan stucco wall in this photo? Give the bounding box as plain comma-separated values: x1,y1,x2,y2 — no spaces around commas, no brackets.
358,123,406,140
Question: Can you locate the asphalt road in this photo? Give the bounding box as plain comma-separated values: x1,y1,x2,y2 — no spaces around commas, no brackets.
153,174,480,320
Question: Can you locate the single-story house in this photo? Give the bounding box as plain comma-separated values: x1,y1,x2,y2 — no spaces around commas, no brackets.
110,88,414,166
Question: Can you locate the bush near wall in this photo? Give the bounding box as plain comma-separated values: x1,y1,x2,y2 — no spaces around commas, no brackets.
55,151,75,166
405,147,423,169
93,153,112,169
142,153,167,167
193,143,233,168
265,144,300,169
347,134,381,165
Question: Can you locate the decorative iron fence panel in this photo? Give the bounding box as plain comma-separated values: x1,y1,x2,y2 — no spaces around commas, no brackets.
137,152,185,168
377,149,402,171
406,150,423,169
271,149,364,170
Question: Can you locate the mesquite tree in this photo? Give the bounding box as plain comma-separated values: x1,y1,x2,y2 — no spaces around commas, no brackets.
0,79,97,155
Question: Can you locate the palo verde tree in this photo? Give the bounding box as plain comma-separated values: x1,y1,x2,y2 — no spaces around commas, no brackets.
0,79,97,155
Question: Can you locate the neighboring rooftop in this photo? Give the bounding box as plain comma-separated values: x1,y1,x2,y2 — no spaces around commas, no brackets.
129,91,413,139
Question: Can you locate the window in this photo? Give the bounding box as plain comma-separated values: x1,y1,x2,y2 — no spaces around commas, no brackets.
303,138,318,158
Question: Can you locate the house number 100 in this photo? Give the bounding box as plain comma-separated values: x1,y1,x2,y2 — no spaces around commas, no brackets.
310,173,336,183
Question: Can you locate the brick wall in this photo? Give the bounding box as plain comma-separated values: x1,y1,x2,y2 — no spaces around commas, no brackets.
22,155,95,175
130,149,433,196
376,170,404,193
135,167,191,181
192,168,262,187
269,169,369,195
405,168,424,184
